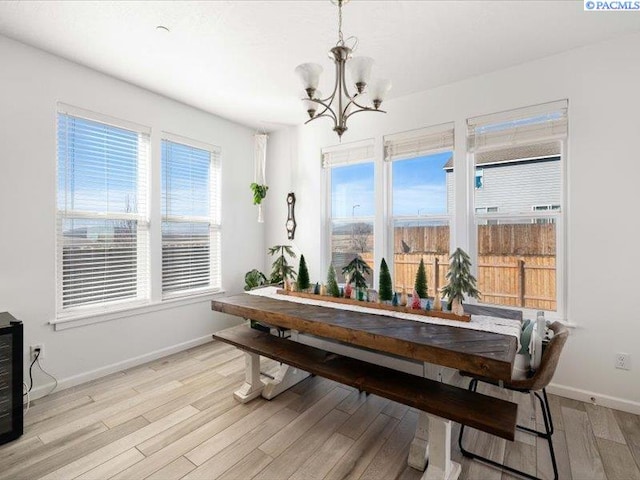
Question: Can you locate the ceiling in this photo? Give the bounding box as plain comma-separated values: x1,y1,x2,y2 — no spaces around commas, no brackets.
1,1,638,131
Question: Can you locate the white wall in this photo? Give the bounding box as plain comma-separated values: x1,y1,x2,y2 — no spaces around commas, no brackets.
266,32,640,412
0,35,262,396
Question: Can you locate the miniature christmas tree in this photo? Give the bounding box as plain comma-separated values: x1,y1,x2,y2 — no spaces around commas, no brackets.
326,264,340,297
392,292,399,306
440,247,481,315
342,255,371,297
379,258,393,302
414,258,428,299
297,255,310,291
411,289,421,309
268,245,296,284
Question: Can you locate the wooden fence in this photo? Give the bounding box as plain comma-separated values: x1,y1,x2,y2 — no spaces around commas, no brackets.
385,253,556,311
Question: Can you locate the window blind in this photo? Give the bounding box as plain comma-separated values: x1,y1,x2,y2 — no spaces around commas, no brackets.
56,113,150,313
161,138,221,296
384,123,454,162
468,100,568,152
322,140,374,168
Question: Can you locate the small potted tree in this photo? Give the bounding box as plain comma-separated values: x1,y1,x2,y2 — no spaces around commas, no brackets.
342,255,371,301
440,248,480,316
414,258,428,308
297,255,310,292
379,258,393,303
327,264,340,297
268,245,297,287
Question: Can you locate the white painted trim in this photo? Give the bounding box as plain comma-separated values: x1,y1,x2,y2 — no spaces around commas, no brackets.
57,102,151,135
27,334,214,400
547,383,640,416
51,289,226,330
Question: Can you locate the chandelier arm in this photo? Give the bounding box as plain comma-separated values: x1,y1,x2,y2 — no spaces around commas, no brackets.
345,94,371,111
304,113,338,125
343,107,386,122
306,98,338,122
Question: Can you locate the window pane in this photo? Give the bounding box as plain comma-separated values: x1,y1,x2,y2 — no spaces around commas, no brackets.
392,151,451,216
477,219,556,311
162,222,210,293
331,163,374,218
330,220,374,284
474,142,561,215
57,115,139,214
393,219,449,297
61,218,140,308
162,140,210,218
330,162,374,283
161,140,214,295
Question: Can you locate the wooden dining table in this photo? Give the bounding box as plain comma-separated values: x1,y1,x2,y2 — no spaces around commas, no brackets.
211,292,519,480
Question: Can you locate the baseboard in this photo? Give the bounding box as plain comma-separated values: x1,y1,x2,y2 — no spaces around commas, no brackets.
547,383,640,415
28,335,214,400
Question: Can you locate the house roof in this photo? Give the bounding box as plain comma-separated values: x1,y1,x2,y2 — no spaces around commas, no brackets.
443,141,561,170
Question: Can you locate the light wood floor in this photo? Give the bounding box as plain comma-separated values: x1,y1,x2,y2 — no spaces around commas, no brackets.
2,340,640,480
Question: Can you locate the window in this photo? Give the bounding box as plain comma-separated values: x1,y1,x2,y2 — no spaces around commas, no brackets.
322,141,375,282
56,110,149,315
468,100,567,313
475,168,484,189
385,124,454,297
161,137,221,297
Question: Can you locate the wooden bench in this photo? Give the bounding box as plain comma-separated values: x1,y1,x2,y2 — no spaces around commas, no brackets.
213,324,517,441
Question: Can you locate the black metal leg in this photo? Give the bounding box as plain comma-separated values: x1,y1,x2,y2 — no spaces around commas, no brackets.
457,381,559,480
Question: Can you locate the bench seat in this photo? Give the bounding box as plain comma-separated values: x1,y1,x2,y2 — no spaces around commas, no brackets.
213,324,517,441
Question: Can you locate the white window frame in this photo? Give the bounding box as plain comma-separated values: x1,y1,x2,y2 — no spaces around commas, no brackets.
321,139,375,276
160,132,222,300
384,124,455,283
467,101,567,320
55,104,151,320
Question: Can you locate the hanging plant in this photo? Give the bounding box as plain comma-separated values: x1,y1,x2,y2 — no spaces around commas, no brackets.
250,183,269,205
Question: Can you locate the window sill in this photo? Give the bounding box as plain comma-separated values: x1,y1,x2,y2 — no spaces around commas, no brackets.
50,289,227,331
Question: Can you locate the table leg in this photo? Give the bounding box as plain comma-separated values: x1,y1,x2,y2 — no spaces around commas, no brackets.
262,364,310,400
409,411,430,470
420,415,461,480
233,352,265,403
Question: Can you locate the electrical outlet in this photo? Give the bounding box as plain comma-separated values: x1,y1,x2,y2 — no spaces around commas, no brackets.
615,353,630,370
30,344,44,361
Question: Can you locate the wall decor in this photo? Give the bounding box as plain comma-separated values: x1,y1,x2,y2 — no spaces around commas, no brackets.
286,192,297,239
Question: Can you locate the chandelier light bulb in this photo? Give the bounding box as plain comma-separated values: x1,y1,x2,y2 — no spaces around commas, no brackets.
347,56,374,93
369,79,392,109
302,90,322,118
295,63,323,98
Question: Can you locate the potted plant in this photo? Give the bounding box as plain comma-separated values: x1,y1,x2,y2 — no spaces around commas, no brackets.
326,264,340,297
250,183,269,222
268,245,297,286
378,258,393,303
297,255,310,292
342,255,371,301
440,248,480,316
414,258,428,308
244,269,267,291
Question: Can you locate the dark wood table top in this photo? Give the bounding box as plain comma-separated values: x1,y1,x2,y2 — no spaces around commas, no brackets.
212,293,518,381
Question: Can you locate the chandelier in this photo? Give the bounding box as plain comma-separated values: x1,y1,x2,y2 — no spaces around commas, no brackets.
295,0,391,138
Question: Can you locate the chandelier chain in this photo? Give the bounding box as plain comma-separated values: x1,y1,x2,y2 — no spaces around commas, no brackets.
337,0,344,46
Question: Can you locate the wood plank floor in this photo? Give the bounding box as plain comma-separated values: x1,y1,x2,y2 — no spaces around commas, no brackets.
3,340,639,480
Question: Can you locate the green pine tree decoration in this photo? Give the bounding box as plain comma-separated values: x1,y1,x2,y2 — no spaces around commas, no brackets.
414,258,428,299
268,245,297,284
326,264,340,297
379,258,393,302
297,255,310,291
342,255,371,294
440,247,480,315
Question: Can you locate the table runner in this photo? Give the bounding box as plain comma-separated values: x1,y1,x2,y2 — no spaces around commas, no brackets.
247,286,521,341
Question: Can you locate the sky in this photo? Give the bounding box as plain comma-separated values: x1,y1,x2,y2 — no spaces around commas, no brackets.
331,151,450,219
